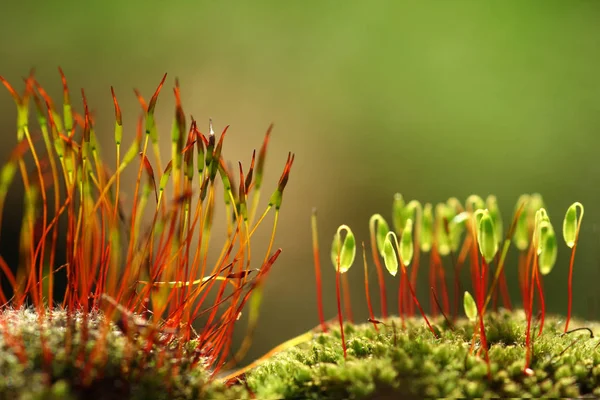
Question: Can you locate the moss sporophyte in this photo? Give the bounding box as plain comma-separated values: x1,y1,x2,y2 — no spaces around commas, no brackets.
0,69,294,398
0,69,597,399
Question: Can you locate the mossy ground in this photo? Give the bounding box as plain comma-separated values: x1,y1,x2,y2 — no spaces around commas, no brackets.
3,308,600,399
0,308,242,400
235,310,600,399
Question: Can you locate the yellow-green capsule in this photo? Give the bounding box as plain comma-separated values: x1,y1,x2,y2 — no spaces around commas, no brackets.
420,203,433,252
513,194,531,251
392,193,405,233
435,203,450,256
370,214,390,256
563,202,583,248
477,212,498,264
400,219,414,266
538,222,557,275
486,195,503,243
447,197,464,213
383,232,399,277
331,225,356,274
449,212,468,253
529,193,545,214
463,291,477,322
534,208,550,255
466,194,485,213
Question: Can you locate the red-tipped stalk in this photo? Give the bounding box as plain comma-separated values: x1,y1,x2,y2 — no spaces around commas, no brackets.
311,209,327,332
368,214,389,318
563,202,584,332
362,242,378,331
383,228,437,337
335,257,346,359
331,225,356,359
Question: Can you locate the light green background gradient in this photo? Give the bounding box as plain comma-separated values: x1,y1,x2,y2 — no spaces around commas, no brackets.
2,1,600,365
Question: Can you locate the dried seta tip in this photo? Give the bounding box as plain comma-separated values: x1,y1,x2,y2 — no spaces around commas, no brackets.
58,66,70,106
147,73,167,114
209,118,215,136
110,87,122,126
244,150,256,194
81,89,91,143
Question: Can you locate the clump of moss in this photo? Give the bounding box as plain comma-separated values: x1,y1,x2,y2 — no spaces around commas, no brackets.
0,308,247,400
235,311,600,399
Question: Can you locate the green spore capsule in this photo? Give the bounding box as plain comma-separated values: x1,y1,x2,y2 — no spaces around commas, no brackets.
563,202,583,248
331,225,356,274
383,232,399,277
400,219,414,266
477,211,498,264
463,291,477,322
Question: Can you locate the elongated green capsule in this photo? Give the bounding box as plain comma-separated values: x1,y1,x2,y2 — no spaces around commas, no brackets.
466,194,485,213
449,212,468,252
563,202,583,248
370,214,390,256
538,222,557,275
420,203,433,252
331,225,356,274
447,197,464,213
529,193,545,213
486,195,503,243
392,193,406,233
534,207,549,227
513,194,531,251
477,212,498,264
463,291,477,322
534,208,550,255
400,219,414,266
383,232,399,276
435,203,450,256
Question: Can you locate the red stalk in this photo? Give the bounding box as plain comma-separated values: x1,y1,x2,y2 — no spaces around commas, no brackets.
369,232,388,318
403,265,437,337
535,267,546,337
341,273,354,323
362,242,379,331
524,249,537,371
335,257,347,359
565,224,581,332
478,259,491,378
311,209,327,332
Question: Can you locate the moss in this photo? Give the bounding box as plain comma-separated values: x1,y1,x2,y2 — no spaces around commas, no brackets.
4,308,600,399
0,308,236,400
236,310,600,399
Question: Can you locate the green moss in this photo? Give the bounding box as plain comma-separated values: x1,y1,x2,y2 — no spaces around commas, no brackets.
237,310,600,399
4,308,600,399
0,308,237,400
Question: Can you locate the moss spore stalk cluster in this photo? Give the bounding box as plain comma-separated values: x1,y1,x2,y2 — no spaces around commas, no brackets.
0,69,294,397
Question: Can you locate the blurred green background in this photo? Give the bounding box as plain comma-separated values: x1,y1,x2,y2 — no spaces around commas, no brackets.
2,1,600,365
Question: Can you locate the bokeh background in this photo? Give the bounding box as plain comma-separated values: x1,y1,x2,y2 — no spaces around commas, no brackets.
2,1,600,365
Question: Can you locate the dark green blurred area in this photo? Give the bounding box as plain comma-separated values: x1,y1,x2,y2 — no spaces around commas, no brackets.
1,1,600,366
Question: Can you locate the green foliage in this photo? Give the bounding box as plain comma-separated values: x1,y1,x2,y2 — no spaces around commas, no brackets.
238,311,600,399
